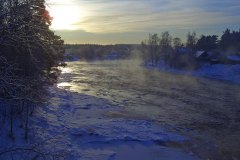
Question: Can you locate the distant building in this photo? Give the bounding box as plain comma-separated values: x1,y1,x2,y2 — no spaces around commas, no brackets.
195,51,209,60
226,55,240,64
227,55,240,61
195,51,220,64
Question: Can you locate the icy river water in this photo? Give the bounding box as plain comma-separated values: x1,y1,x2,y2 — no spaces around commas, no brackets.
34,60,240,160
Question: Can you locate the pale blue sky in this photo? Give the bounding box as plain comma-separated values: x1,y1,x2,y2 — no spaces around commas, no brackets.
47,0,240,44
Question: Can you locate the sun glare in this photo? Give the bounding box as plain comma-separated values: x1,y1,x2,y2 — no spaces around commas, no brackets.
48,5,82,30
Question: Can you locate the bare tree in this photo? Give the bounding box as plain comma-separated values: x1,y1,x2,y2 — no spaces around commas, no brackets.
159,31,172,51
148,33,160,64
186,32,197,52
173,37,182,51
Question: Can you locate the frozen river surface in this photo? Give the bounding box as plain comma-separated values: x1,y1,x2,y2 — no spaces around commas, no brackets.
34,60,240,160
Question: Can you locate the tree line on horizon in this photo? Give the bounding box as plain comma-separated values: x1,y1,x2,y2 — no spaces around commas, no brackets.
0,0,64,144
65,44,132,61
141,29,240,68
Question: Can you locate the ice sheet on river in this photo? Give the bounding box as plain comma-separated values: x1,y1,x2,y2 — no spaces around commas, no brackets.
32,88,199,160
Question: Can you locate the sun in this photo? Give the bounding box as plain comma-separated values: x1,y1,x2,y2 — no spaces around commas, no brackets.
48,4,82,30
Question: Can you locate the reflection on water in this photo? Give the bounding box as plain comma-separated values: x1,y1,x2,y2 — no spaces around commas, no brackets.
57,82,72,89
60,67,72,74
57,64,93,92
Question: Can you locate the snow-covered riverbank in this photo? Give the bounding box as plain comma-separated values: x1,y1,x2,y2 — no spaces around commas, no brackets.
146,61,240,84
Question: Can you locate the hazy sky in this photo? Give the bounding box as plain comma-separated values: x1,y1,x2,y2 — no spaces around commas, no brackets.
47,0,240,44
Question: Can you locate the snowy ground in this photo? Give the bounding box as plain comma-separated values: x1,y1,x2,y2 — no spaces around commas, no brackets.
1,60,240,160
148,61,240,84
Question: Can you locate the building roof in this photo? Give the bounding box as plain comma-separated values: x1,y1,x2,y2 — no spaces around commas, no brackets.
195,51,206,58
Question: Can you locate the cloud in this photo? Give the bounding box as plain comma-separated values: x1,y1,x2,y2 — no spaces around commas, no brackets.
48,0,240,43
58,0,240,33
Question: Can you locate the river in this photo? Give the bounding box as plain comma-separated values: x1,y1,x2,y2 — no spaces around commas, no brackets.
42,59,240,159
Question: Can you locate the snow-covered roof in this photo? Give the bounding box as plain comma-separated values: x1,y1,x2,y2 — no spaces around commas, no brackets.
195,51,206,58
227,55,240,61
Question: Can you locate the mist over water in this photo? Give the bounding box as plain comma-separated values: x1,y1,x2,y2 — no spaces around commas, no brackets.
59,61,238,121
55,56,240,159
